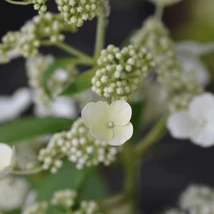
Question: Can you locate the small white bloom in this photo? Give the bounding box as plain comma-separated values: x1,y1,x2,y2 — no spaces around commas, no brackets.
0,143,15,177
34,97,78,118
81,100,133,146
0,88,32,123
167,93,214,147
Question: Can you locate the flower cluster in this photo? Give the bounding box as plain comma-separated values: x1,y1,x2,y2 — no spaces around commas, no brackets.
51,189,77,208
55,0,101,27
0,13,76,62
0,32,20,63
51,189,102,213
163,184,214,214
131,17,202,110
167,93,214,147
23,201,48,214
26,54,77,110
31,0,47,14
38,117,121,172
92,44,155,100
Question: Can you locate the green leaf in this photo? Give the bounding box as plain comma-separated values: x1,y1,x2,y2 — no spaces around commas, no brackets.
82,170,108,200
37,162,95,201
130,101,144,141
60,68,96,96
43,57,80,96
0,117,73,144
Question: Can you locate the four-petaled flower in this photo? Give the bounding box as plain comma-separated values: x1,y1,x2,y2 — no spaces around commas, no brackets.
81,100,133,146
0,142,15,177
167,93,214,147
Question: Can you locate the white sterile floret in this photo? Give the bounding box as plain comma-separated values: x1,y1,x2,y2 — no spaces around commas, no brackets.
22,201,48,214
167,93,214,147
0,176,30,211
0,88,32,123
0,143,15,177
82,100,133,146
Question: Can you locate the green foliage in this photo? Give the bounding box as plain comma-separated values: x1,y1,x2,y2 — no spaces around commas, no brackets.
60,69,96,96
0,117,73,144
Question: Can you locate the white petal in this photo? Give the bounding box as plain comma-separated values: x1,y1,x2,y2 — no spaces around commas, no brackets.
189,93,214,120
167,111,196,139
90,120,113,141
81,101,109,128
109,100,132,125
107,123,133,146
190,124,214,147
0,143,13,172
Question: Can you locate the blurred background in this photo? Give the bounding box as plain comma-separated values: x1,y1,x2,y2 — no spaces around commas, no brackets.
1,0,214,213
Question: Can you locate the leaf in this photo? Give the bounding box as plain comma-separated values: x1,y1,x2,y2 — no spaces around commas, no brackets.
130,101,144,141
37,162,97,201
0,117,73,144
60,69,96,96
43,57,80,96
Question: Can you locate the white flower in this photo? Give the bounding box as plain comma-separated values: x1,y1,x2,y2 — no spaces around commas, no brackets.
167,93,214,147
34,97,78,118
179,56,210,87
0,176,30,211
81,100,133,146
0,143,15,177
176,41,214,57
0,88,32,123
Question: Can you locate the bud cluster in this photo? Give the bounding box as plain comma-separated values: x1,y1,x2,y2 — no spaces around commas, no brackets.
92,44,155,101
0,13,76,62
50,189,102,214
26,54,77,109
23,202,48,214
131,17,202,110
38,118,121,172
56,0,101,27
51,189,77,208
31,0,47,14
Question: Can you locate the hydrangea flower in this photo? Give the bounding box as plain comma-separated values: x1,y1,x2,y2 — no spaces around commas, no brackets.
81,100,133,146
0,88,31,123
167,93,214,147
0,143,15,177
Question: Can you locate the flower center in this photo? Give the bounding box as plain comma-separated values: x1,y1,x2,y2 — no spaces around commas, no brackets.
108,122,114,128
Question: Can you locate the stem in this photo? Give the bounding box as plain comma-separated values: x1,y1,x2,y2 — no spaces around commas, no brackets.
136,115,168,156
12,167,42,175
5,0,31,5
155,4,164,20
41,41,94,65
94,0,107,58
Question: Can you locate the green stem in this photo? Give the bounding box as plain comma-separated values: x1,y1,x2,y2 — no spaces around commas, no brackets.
42,41,94,65
5,0,31,5
136,115,168,156
155,4,164,20
94,0,107,58
12,167,42,175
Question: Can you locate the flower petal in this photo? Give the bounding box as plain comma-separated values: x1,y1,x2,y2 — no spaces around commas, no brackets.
107,123,133,146
90,121,113,141
0,143,13,172
81,101,109,128
167,111,196,139
109,100,132,125
189,93,214,121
